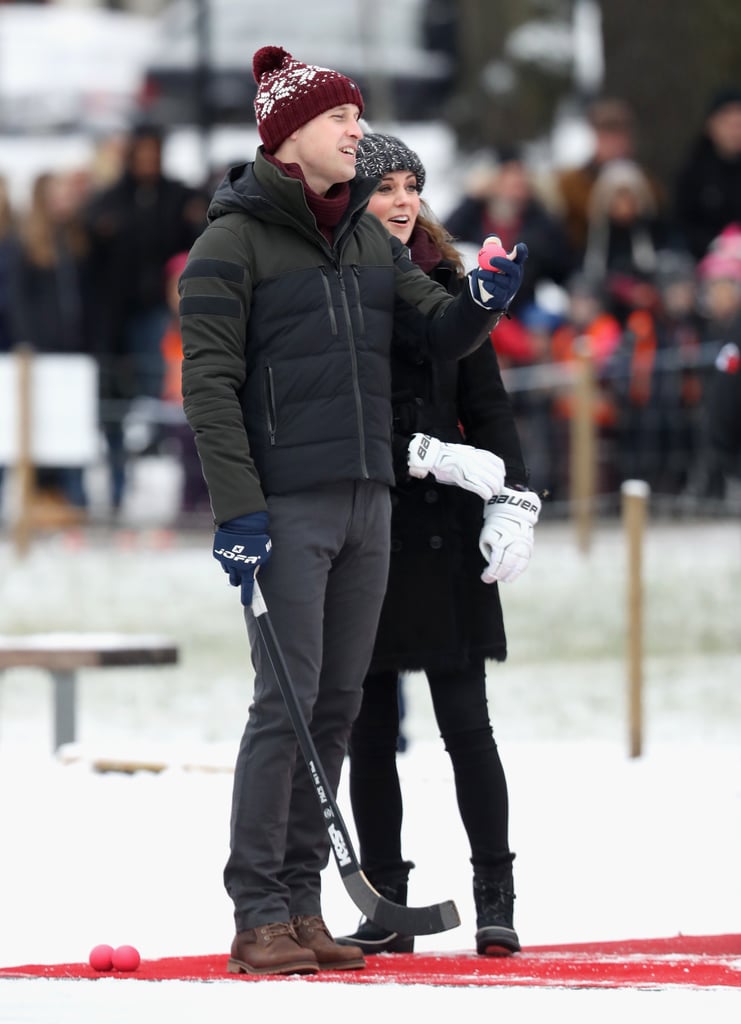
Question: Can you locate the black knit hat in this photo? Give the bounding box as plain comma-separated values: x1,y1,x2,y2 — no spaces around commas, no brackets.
355,133,426,193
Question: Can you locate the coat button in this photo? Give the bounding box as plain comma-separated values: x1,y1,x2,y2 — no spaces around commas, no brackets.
424,489,438,503
391,539,402,553
429,535,443,549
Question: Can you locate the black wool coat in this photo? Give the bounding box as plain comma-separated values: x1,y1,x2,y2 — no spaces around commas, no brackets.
369,260,528,674
674,134,741,261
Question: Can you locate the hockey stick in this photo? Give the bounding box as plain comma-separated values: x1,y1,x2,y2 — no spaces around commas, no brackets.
250,578,460,937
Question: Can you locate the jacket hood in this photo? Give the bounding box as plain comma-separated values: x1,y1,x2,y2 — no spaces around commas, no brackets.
207,161,263,222
206,150,379,238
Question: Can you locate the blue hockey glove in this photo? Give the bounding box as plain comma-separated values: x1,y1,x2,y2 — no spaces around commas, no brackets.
469,242,529,311
213,511,272,606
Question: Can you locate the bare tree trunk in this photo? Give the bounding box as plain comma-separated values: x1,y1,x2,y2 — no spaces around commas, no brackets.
447,0,741,195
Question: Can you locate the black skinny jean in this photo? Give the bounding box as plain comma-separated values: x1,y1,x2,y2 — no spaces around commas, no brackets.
348,662,512,880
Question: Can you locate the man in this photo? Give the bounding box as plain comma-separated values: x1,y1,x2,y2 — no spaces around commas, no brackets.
85,123,208,512
180,45,527,977
674,87,741,262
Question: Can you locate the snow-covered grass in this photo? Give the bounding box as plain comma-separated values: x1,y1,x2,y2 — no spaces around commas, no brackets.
1,514,739,751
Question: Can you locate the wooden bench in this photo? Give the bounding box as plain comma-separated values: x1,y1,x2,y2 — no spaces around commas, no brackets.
0,633,179,752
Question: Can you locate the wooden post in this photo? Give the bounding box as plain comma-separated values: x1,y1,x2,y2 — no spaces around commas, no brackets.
622,479,650,758
13,345,35,558
570,341,596,554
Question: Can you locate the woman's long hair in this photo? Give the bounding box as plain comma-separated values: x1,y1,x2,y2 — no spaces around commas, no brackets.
417,199,466,277
20,172,89,269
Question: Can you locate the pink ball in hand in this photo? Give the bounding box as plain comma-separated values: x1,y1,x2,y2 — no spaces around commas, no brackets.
477,237,508,272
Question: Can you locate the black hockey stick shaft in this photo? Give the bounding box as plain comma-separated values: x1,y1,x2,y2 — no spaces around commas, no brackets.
250,578,459,937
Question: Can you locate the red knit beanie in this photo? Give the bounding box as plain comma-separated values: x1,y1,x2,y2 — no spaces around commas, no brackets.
252,46,364,153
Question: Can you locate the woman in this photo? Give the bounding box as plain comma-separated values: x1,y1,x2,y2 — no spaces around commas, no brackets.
338,134,539,957
9,170,95,521
581,158,675,324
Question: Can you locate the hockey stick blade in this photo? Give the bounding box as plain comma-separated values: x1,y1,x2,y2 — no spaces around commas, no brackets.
251,579,461,937
343,871,460,935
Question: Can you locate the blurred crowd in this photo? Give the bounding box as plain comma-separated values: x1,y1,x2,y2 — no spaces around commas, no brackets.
444,89,741,508
0,124,211,528
2,86,741,528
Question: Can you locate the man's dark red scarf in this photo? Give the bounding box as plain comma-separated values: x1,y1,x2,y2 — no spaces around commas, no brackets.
265,153,350,242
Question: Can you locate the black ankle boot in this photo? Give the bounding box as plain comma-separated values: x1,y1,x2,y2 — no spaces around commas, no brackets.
473,863,520,956
336,862,415,954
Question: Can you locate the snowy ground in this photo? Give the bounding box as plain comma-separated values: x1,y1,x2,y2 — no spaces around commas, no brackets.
0,514,740,1021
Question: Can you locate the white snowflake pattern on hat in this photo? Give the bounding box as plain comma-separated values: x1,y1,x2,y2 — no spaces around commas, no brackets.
256,64,342,120
252,45,363,151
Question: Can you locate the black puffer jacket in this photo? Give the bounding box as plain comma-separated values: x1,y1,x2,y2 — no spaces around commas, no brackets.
86,168,206,401
370,256,528,673
180,151,498,524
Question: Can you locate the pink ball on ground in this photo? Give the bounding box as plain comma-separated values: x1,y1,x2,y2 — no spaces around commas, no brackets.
89,944,115,972
112,944,141,972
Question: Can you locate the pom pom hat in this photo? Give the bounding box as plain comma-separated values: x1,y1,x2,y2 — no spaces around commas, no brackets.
698,223,741,283
252,46,364,153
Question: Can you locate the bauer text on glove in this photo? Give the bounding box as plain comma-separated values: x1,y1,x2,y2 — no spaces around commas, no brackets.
213,511,272,606
479,487,540,584
408,433,505,501
469,242,529,311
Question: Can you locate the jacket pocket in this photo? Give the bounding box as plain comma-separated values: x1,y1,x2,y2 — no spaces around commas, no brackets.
319,268,338,334
264,364,277,445
350,266,366,335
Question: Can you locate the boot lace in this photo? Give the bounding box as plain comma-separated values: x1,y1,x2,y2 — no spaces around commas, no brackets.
260,921,299,943
291,914,330,937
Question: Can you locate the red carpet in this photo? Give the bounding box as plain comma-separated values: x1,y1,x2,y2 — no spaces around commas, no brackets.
1,935,740,988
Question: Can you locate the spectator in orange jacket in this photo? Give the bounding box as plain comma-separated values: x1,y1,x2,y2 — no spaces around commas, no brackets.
160,251,210,520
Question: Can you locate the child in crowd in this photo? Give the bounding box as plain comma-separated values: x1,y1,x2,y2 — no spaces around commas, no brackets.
160,251,211,521
693,224,741,498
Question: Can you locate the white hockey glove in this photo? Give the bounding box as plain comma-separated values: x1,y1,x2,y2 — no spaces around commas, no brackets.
407,433,506,501
479,486,541,584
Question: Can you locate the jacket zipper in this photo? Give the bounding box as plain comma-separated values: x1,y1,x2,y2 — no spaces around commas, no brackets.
350,267,365,334
264,364,277,444
319,268,338,334
337,267,368,479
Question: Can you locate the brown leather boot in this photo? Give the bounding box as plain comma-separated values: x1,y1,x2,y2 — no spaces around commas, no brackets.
227,921,319,975
291,915,365,970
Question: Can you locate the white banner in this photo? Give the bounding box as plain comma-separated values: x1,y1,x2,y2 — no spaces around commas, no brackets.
0,353,98,465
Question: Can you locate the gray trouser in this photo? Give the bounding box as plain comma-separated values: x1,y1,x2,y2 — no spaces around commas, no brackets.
224,480,391,931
